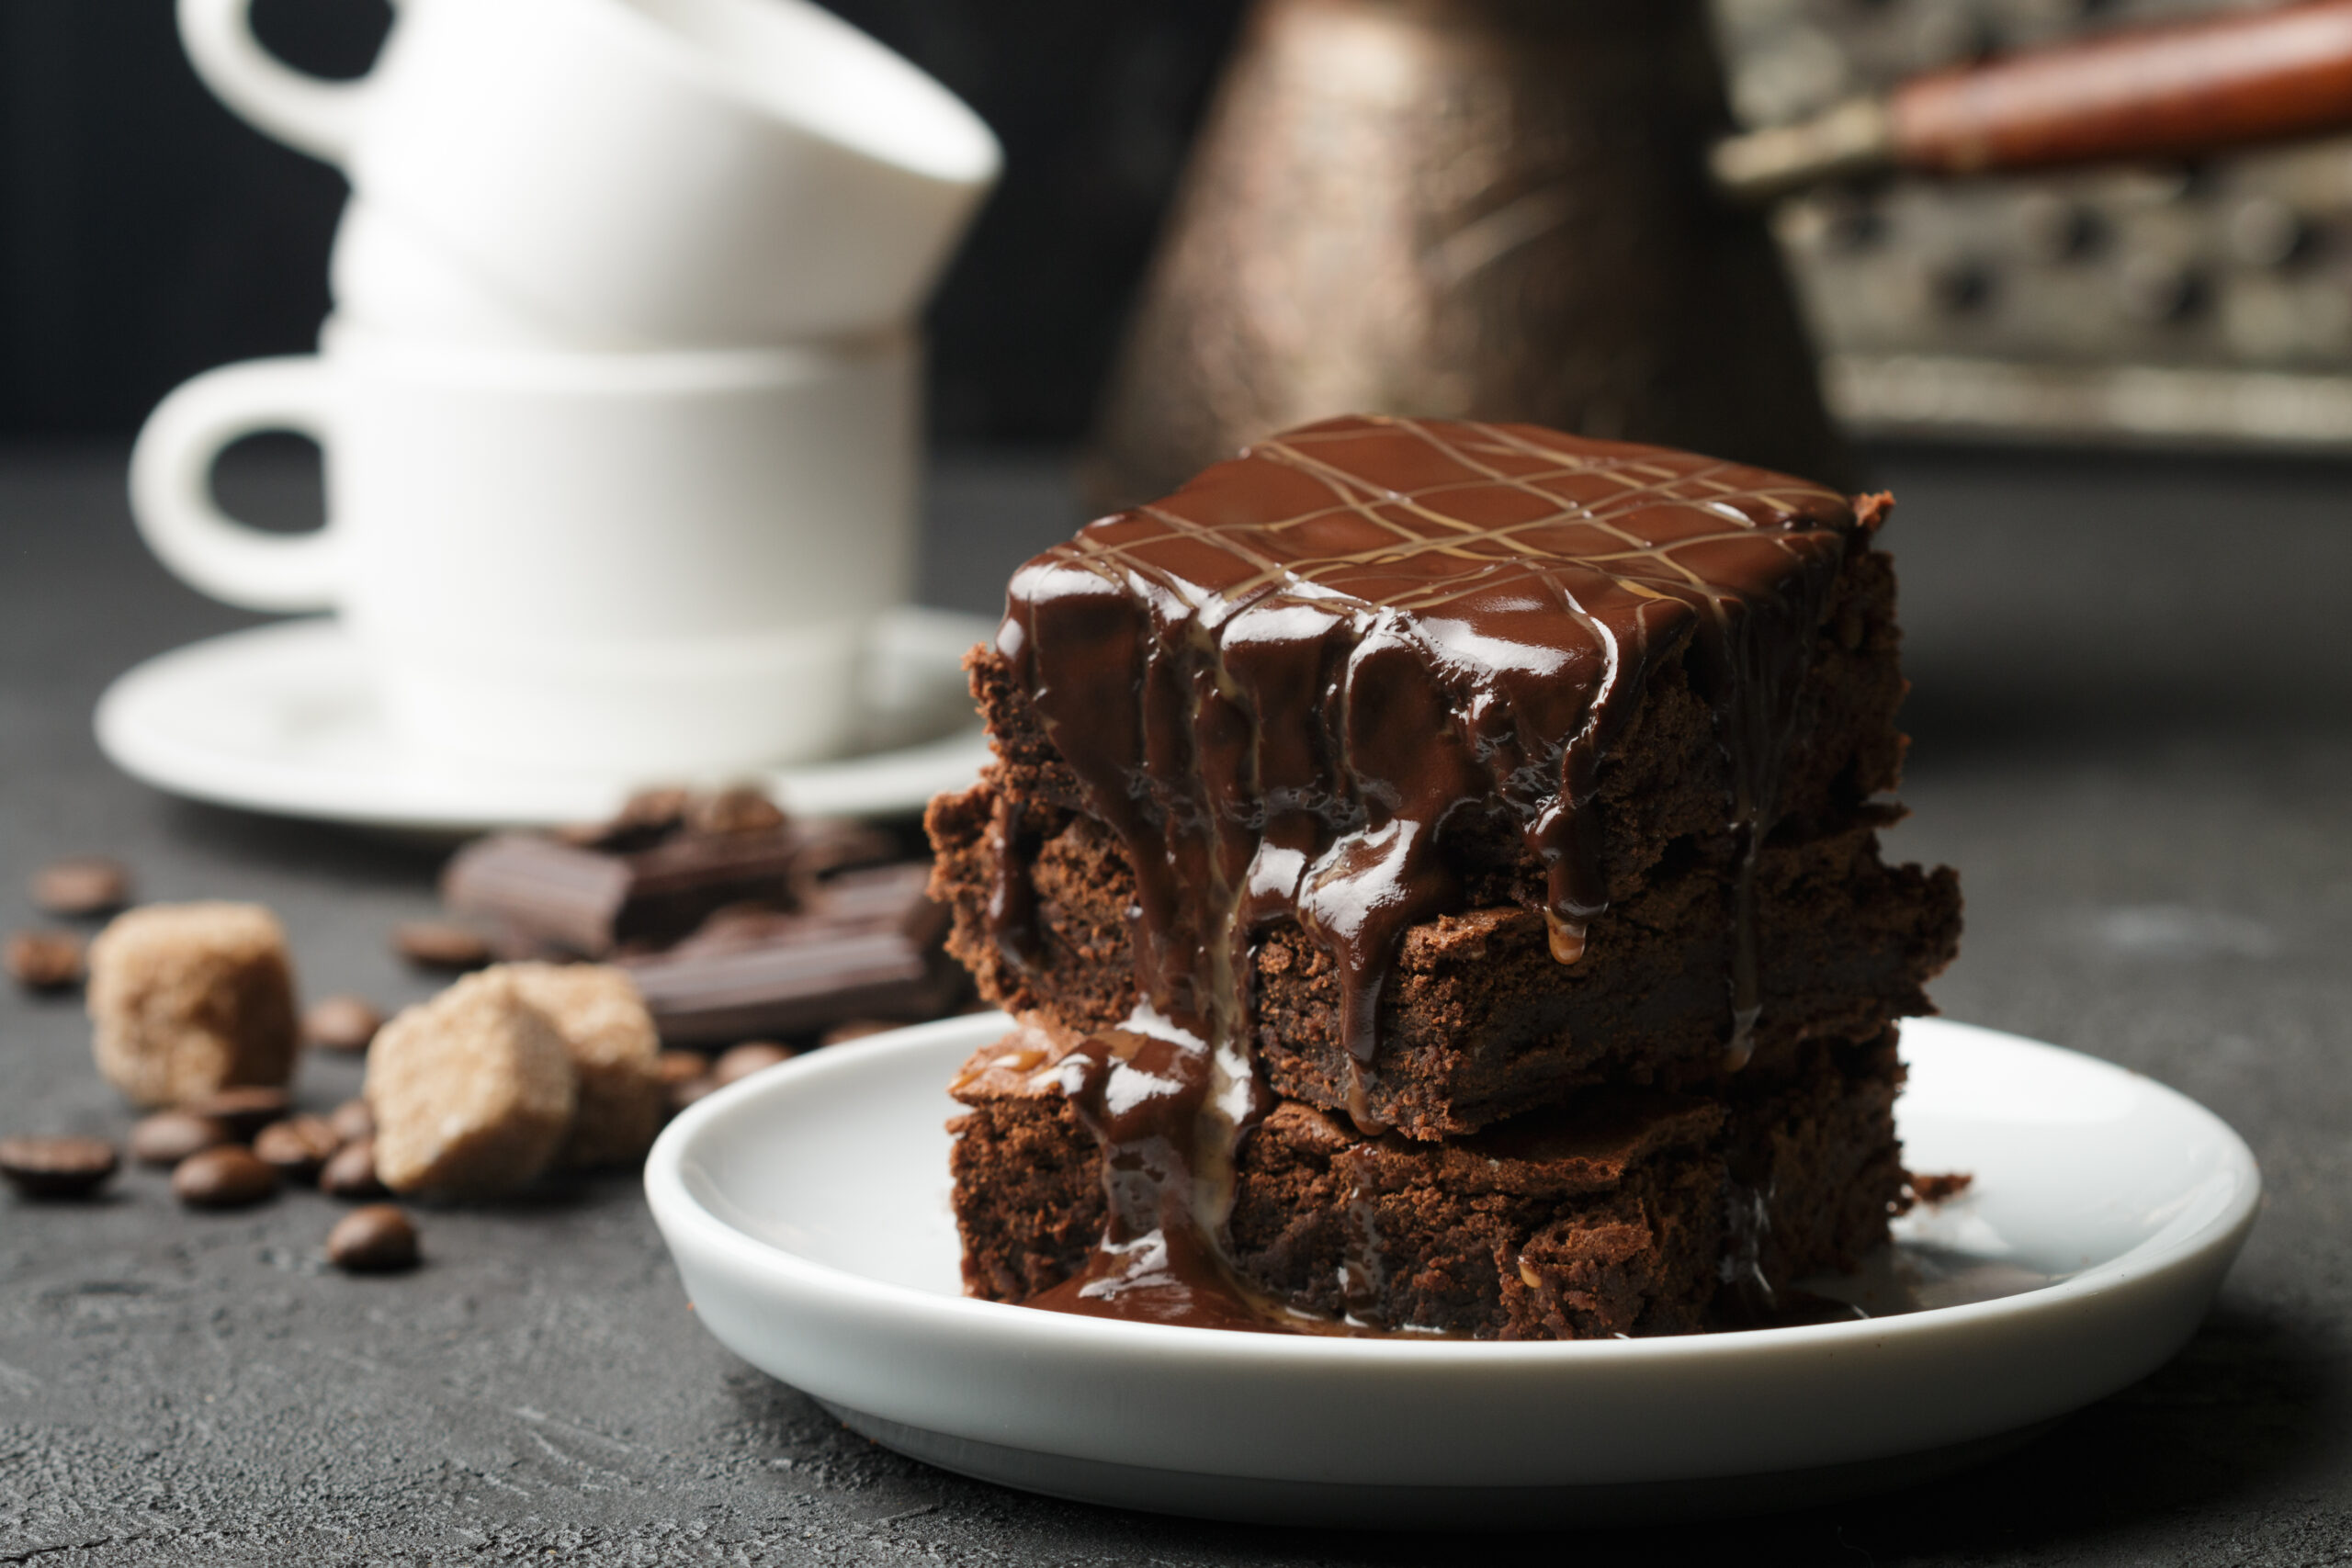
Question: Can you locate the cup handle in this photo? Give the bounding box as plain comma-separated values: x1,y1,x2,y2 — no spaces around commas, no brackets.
129,357,344,614
175,0,373,164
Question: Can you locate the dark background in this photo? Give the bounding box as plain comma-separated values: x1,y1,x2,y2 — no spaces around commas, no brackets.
0,0,1248,442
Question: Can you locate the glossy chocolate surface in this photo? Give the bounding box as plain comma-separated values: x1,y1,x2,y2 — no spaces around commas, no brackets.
987,414,1869,1330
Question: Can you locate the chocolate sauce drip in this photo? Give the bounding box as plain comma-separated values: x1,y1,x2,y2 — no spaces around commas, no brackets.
995,415,1861,1332
1021,1024,1276,1331
1338,1165,1390,1328
985,793,1040,971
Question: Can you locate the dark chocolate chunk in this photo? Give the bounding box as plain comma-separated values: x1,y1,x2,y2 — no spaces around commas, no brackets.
172,1145,278,1208
130,1110,233,1168
443,813,898,958
616,863,964,1045
392,921,493,971
303,995,382,1052
327,1204,419,1272
0,1134,119,1198
31,857,132,917
6,930,85,990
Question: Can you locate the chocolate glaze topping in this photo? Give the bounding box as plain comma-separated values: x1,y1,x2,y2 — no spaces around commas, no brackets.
987,414,1866,1330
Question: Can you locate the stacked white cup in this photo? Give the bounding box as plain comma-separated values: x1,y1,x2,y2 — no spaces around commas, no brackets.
131,0,1001,775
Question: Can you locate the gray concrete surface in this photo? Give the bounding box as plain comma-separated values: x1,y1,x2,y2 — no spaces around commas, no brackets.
0,442,2346,1563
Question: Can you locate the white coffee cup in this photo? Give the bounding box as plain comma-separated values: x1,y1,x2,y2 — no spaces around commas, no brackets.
328,197,627,349
129,320,920,773
178,0,1001,344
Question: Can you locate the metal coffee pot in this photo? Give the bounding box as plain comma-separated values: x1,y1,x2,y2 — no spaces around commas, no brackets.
1090,0,2352,502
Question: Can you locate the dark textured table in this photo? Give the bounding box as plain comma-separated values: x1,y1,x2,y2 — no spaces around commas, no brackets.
3,440,2348,1563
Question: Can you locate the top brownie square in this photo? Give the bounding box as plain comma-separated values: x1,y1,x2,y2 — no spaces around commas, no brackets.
946,414,1938,1132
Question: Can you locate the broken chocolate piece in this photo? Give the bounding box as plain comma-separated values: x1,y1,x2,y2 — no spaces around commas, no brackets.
443,817,895,958
616,863,964,1046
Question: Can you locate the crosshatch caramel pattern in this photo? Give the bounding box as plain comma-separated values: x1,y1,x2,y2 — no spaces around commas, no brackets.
1052,414,1854,638
978,417,1893,1331
998,413,1873,1076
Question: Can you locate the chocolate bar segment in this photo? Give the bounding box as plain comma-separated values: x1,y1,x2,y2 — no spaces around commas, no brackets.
443,817,894,957
615,863,965,1046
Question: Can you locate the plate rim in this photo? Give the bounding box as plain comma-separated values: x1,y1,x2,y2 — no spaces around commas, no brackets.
648,1011,2261,1370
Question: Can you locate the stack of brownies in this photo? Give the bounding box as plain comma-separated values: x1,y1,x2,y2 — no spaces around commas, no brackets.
926,415,1961,1339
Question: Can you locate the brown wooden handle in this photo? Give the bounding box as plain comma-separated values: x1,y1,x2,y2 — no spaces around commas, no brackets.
1892,0,2352,175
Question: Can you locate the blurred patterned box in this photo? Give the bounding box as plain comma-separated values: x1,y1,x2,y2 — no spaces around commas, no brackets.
1718,0,2352,448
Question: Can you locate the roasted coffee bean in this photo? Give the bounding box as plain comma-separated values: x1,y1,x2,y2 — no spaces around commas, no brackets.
180,1086,291,1139
129,1110,233,1168
30,857,132,917
818,1019,895,1047
6,930,85,990
667,1075,718,1115
173,1145,278,1208
254,1115,342,1180
327,1204,419,1272
327,1097,374,1144
617,786,692,833
392,920,492,971
711,1042,794,1087
303,994,382,1053
685,785,786,836
318,1137,387,1199
0,1134,119,1198
656,1051,710,1089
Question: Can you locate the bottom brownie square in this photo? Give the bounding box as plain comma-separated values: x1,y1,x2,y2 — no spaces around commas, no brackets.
949,1027,1905,1340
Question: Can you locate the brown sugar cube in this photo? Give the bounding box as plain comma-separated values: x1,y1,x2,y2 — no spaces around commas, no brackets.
364,969,577,1197
503,963,664,1168
85,903,298,1108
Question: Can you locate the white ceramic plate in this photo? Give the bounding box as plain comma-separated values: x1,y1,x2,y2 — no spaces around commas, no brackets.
95,608,993,832
646,1013,2260,1528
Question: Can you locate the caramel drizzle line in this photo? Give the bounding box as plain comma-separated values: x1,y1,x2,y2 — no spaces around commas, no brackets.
1074,418,1841,636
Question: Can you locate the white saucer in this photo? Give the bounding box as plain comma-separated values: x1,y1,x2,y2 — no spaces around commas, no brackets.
645,1013,2261,1528
95,609,995,832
